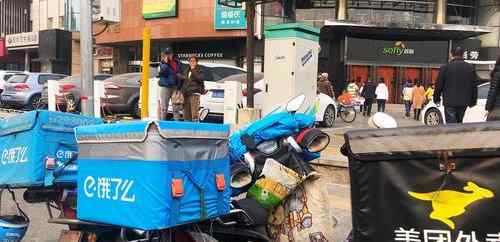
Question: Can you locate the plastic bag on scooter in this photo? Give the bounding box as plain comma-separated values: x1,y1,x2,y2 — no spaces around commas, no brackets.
76,121,231,231
0,111,102,188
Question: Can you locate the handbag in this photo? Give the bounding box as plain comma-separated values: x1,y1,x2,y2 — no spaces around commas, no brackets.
172,90,184,105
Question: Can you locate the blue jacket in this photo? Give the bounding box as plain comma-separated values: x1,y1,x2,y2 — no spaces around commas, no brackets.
158,60,180,87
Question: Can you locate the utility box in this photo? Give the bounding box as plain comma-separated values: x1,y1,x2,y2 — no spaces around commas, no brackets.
263,23,320,115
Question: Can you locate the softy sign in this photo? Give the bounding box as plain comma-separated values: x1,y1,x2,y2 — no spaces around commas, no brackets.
382,41,415,56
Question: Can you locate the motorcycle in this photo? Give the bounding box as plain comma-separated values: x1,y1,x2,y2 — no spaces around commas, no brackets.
15,95,332,242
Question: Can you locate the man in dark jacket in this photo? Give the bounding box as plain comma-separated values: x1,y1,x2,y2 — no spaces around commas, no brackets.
361,80,376,116
158,47,181,120
434,47,478,123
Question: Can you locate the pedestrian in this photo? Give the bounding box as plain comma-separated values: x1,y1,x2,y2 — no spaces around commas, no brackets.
180,55,205,122
424,83,435,104
317,73,334,98
412,80,426,120
358,81,365,113
402,80,413,118
347,79,360,97
375,78,389,112
361,79,376,116
434,46,479,124
158,47,182,120
485,56,500,121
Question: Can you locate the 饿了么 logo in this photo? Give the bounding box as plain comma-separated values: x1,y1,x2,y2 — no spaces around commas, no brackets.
84,176,136,203
382,41,415,56
1,146,28,165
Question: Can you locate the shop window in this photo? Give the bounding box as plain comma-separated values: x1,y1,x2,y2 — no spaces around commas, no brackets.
348,0,435,25
446,0,477,25
262,1,295,28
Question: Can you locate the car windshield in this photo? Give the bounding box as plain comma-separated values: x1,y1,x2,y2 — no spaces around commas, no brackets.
2,74,14,81
7,74,28,83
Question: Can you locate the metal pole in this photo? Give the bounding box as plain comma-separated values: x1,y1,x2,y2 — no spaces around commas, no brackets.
80,0,94,116
140,27,151,119
246,0,256,108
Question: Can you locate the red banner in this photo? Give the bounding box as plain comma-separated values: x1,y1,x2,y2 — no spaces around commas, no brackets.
0,38,5,58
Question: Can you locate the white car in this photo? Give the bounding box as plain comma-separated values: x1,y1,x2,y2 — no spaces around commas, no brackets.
422,83,489,126
202,73,337,127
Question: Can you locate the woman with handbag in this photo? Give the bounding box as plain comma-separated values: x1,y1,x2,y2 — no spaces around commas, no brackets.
180,55,205,122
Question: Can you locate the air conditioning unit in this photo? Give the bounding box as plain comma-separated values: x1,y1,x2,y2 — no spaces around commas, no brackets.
93,0,121,23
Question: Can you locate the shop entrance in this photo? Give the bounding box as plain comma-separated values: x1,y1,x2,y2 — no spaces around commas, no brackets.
376,66,396,103
348,65,369,84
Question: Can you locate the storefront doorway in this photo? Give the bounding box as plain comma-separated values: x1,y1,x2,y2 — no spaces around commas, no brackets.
376,66,396,103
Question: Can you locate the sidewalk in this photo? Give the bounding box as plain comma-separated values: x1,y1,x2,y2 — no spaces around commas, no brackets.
318,104,421,166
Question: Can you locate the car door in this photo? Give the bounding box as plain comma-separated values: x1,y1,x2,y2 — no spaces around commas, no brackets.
463,83,489,123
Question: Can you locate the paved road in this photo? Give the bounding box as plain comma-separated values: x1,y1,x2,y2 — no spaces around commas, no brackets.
0,105,419,242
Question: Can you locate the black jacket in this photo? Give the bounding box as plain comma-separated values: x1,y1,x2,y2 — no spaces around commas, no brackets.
180,66,205,95
361,81,376,99
434,58,478,107
486,68,500,111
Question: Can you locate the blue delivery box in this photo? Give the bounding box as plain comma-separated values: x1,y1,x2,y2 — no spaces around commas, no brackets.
76,121,231,230
0,111,102,188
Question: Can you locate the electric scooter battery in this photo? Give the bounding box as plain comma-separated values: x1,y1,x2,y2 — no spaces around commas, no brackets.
75,121,231,230
0,111,102,188
343,123,500,242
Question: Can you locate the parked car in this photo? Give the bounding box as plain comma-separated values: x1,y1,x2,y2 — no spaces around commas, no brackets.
39,74,112,111
201,73,337,127
101,72,143,117
0,70,23,94
1,73,67,110
422,82,489,126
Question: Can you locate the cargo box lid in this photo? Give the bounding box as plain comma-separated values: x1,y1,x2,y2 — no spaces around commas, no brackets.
343,122,500,161
0,111,102,137
75,121,230,143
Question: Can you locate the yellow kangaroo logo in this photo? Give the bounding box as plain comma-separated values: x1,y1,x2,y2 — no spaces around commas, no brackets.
408,181,494,230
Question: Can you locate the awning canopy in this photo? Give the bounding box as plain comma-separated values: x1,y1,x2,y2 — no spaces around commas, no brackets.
321,20,492,41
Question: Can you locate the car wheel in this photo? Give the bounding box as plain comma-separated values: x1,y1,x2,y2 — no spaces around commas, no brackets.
425,108,443,126
28,94,42,110
321,105,336,127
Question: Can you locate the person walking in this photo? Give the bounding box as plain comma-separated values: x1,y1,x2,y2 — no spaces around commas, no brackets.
434,47,479,123
180,55,205,122
425,83,435,104
361,79,376,116
412,80,426,120
485,56,500,121
402,81,413,118
317,73,334,98
158,47,182,120
375,78,389,112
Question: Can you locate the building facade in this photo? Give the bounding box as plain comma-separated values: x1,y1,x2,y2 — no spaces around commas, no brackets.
94,0,251,74
291,0,499,103
0,0,32,70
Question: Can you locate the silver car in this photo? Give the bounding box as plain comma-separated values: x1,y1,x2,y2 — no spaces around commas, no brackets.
1,73,66,110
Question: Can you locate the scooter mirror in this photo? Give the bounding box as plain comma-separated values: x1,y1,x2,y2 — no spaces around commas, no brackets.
286,94,306,113
199,108,209,122
368,112,398,129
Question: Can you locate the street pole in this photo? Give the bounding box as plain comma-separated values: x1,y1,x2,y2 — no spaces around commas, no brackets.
80,0,94,116
140,27,151,119
245,0,255,108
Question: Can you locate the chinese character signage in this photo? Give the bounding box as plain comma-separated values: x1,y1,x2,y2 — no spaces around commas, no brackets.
5,32,39,48
344,123,500,242
142,0,177,19
453,39,481,61
214,0,247,30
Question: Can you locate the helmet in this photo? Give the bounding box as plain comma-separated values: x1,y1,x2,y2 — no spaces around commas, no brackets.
0,189,29,242
0,215,29,242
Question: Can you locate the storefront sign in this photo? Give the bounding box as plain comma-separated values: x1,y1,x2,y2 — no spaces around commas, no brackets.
177,52,225,59
5,32,39,48
94,47,113,58
172,40,241,60
0,38,5,58
347,37,449,65
142,0,177,19
214,0,247,30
